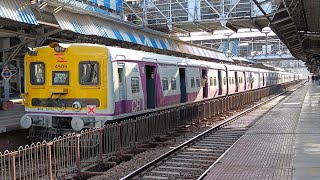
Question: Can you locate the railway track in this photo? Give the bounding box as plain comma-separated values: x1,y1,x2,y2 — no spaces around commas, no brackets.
120,83,302,180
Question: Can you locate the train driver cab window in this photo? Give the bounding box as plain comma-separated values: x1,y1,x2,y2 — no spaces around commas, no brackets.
52,71,69,85
79,61,99,85
30,62,45,85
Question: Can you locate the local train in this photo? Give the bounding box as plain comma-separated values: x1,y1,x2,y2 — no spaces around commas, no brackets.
20,43,299,131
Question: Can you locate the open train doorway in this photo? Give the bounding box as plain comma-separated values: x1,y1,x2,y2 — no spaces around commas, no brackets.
179,68,187,103
146,65,156,109
202,69,208,98
218,70,222,95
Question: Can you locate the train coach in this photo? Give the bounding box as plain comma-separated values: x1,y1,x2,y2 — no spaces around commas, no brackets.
20,43,297,132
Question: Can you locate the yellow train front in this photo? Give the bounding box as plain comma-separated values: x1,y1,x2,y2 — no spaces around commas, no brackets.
20,43,110,132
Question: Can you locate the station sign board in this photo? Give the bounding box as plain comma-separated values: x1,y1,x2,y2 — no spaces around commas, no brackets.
1,67,12,81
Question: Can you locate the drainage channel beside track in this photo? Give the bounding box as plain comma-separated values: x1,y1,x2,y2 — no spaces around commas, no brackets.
120,82,303,180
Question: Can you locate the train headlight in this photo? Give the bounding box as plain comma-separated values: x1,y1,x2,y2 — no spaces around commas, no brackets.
49,42,68,52
72,101,82,112
54,45,66,52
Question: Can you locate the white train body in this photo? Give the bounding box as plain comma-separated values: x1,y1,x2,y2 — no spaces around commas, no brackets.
21,44,298,131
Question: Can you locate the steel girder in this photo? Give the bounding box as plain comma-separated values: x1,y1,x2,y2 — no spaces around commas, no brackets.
124,0,278,33
253,0,307,62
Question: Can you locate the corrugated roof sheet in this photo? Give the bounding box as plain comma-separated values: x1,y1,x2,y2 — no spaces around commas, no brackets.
0,0,38,25
49,0,121,18
54,10,230,62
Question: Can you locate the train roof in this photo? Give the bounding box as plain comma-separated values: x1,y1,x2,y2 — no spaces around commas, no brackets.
107,46,227,70
35,43,288,74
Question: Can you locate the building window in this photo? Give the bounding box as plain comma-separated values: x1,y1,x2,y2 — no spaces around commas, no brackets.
162,77,169,91
171,77,176,90
79,61,99,85
30,62,45,85
131,77,140,93
210,77,213,86
196,78,200,87
191,77,195,88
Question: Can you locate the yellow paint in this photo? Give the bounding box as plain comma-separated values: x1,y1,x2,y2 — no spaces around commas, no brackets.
24,44,108,110
21,93,25,105
49,87,68,94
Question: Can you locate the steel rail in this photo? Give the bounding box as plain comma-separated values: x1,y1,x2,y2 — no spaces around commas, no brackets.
197,81,305,180
120,82,304,180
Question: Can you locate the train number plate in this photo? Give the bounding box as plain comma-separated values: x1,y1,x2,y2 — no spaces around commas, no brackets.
55,64,68,69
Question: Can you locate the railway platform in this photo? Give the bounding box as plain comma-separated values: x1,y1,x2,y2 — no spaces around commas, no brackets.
203,82,320,180
0,100,24,133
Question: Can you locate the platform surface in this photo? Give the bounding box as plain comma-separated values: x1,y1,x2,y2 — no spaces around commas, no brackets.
204,82,320,180
0,103,24,133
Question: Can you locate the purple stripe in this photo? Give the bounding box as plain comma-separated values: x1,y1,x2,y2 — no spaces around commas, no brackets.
26,112,114,116
26,92,200,117
187,92,198,102
158,94,180,107
114,100,133,114
158,92,199,107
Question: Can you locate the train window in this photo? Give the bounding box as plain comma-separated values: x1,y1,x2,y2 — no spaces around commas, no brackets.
171,77,176,90
210,77,213,86
191,77,195,88
118,68,123,84
229,77,232,84
131,77,140,93
232,77,234,84
79,61,99,85
52,71,69,85
162,77,169,91
223,77,226,85
239,77,241,83
30,62,45,85
213,77,217,86
196,78,200,87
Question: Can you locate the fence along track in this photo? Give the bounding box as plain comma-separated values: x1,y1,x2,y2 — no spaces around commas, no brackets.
0,82,300,179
